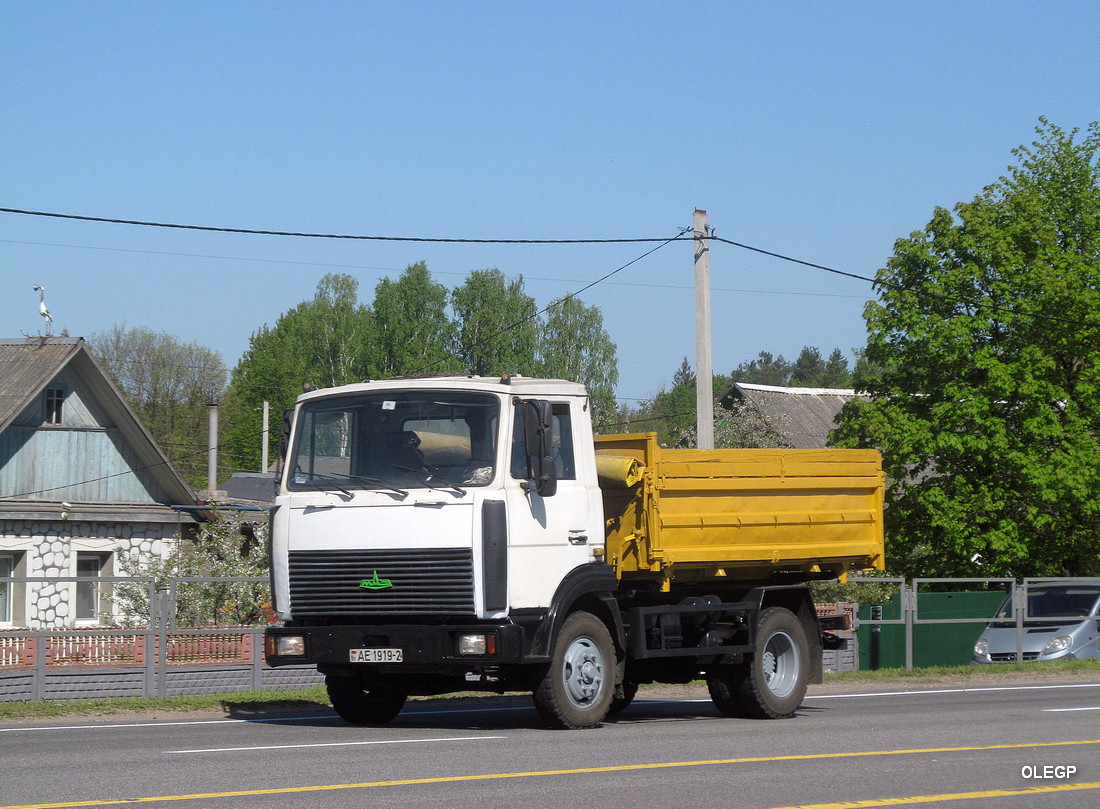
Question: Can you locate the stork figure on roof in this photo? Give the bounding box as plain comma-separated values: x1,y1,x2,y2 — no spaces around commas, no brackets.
33,285,52,335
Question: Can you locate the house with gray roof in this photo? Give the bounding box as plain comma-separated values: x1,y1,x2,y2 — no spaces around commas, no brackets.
718,382,862,449
0,337,200,628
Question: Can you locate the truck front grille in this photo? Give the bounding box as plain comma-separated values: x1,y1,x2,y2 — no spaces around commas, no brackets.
288,548,475,616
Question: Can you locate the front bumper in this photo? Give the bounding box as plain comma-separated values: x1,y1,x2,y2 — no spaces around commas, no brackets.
264,622,529,668
973,650,1076,664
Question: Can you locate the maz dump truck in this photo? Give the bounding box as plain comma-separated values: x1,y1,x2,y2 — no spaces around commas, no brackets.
264,375,885,729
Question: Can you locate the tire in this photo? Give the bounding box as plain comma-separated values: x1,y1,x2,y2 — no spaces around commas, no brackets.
707,663,750,717
325,675,407,725
533,611,616,729
608,678,639,716
708,606,809,719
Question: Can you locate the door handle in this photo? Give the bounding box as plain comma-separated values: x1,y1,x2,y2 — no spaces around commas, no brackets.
568,531,588,545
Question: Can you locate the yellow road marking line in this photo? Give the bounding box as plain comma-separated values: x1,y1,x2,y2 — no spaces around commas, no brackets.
4,739,1099,809
765,782,1100,809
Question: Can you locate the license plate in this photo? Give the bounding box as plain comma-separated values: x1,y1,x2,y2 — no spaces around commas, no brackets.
349,648,403,663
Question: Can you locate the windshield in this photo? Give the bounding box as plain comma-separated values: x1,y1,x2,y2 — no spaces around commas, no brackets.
995,587,1100,621
288,391,499,491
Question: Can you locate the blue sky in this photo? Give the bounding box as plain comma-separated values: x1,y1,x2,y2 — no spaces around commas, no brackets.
3,2,1098,403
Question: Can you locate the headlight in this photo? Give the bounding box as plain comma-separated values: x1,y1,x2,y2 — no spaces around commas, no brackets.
274,634,307,657
974,638,988,655
1042,635,1072,655
456,633,497,656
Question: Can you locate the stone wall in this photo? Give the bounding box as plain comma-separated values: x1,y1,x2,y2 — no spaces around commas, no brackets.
0,663,324,702
1,520,179,628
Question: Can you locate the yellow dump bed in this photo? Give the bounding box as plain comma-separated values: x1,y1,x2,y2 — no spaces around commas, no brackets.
594,433,885,587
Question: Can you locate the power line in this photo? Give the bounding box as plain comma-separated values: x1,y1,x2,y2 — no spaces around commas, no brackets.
10,204,1091,329
710,235,879,286
409,231,690,375
0,430,265,501
95,355,229,376
3,237,869,300
0,238,409,274
711,234,1100,330
0,207,677,244
596,410,696,430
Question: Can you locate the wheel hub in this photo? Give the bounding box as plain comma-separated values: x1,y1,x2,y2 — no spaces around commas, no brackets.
762,630,799,697
562,636,605,707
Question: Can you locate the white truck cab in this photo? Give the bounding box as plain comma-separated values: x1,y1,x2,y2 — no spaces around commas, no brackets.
270,375,604,622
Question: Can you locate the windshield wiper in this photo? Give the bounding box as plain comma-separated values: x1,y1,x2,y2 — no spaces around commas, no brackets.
329,472,409,498
389,464,466,496
296,472,354,498
295,471,408,499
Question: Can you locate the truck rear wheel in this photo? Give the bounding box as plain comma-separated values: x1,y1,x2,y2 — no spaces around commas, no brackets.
708,606,808,719
533,610,615,729
325,675,407,725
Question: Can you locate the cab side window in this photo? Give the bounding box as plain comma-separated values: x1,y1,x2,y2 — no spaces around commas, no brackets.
510,403,576,481
551,406,575,479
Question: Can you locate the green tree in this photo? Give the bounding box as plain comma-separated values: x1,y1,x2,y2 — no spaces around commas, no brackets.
729,347,852,388
729,351,792,386
304,273,374,386
224,273,372,473
89,325,227,487
372,261,458,376
833,119,1100,578
790,346,825,386
624,358,731,446
821,348,854,388
641,358,700,445
451,269,538,375
537,295,620,428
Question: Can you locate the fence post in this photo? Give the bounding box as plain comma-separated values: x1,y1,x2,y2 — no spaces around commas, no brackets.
32,633,46,701
156,588,170,699
143,578,156,698
1014,584,1026,663
904,582,915,671
251,630,263,691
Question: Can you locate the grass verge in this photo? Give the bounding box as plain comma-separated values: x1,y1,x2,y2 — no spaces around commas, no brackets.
823,658,1100,684
0,685,331,722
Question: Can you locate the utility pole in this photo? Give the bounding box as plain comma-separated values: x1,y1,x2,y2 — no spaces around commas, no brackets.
204,402,225,500
694,208,714,450
261,401,270,472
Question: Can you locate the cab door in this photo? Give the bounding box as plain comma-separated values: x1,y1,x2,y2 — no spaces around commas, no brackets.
502,399,603,610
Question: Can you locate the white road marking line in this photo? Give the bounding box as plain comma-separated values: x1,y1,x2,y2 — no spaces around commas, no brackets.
0,716,337,733
803,682,1100,699
166,734,505,754
0,705,529,734
3,682,1098,734
1043,706,1100,712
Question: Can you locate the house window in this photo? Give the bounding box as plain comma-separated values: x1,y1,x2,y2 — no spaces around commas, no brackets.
76,553,110,623
45,387,64,425
0,555,13,625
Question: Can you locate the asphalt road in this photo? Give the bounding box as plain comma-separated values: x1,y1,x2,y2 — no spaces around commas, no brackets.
3,680,1100,809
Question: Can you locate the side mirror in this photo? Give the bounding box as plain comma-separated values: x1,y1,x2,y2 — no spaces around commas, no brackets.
521,399,557,497
278,408,295,465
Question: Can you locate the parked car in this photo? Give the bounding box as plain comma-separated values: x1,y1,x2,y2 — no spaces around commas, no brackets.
973,581,1100,664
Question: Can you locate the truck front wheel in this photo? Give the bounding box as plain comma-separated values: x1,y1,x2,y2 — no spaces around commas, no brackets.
325,675,407,725
708,606,808,719
533,611,615,729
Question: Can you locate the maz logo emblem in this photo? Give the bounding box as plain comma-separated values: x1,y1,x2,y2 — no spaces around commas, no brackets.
359,571,394,590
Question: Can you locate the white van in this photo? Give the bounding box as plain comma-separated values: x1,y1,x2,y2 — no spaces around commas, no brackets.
973,581,1100,663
